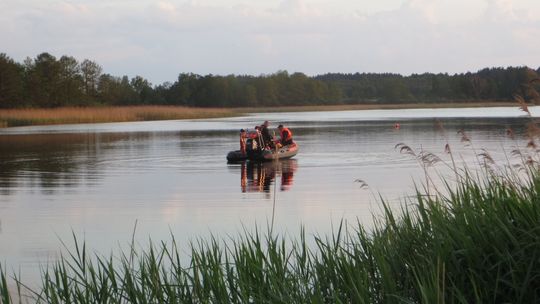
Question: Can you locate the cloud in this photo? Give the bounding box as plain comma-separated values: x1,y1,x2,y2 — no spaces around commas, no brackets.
0,0,538,83
404,0,488,24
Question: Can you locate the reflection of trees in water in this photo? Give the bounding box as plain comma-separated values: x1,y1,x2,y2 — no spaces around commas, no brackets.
240,159,298,194
0,132,155,195
1,134,99,195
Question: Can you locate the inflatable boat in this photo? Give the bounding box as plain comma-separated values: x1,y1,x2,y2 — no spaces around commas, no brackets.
227,142,299,162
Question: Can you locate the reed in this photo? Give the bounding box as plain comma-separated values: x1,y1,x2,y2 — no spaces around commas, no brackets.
1,161,539,303
0,101,517,128
0,106,238,127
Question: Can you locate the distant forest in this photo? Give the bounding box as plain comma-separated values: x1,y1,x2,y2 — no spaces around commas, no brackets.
1,52,539,108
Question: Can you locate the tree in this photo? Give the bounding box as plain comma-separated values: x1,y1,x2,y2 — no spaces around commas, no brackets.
25,52,62,107
381,77,412,103
167,73,201,106
58,56,83,105
97,74,138,105
523,68,540,104
130,76,153,104
470,75,488,99
80,59,102,99
254,77,278,106
1,51,539,108
0,53,24,108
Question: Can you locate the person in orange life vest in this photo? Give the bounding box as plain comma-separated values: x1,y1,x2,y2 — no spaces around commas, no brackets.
277,124,293,146
239,129,247,155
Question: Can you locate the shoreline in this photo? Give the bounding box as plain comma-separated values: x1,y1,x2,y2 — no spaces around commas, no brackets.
0,101,518,128
241,101,517,113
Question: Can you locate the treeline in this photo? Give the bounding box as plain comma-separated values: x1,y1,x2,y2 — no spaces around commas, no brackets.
317,68,540,103
1,52,539,108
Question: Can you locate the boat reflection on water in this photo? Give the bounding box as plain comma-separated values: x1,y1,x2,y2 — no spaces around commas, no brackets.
238,159,298,193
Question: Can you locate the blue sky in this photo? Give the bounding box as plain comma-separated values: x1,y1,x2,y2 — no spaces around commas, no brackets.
1,0,539,84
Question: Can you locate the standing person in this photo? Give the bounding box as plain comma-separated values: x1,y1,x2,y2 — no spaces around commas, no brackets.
239,129,247,155
278,124,294,146
254,126,263,151
260,121,274,148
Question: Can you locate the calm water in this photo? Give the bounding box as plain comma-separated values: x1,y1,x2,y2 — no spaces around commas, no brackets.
0,106,538,280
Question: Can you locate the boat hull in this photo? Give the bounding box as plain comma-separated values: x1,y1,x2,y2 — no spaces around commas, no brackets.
226,143,298,162
226,150,248,162
261,143,298,161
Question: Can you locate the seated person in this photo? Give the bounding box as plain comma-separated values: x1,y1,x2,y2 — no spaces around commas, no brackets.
277,124,294,146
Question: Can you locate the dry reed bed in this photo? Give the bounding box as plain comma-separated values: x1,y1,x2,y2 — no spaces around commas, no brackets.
0,106,238,127
0,101,517,128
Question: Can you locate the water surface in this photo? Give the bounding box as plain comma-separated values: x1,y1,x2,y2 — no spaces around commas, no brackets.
0,106,536,280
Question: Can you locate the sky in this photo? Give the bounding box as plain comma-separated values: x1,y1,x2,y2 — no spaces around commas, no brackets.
1,0,540,84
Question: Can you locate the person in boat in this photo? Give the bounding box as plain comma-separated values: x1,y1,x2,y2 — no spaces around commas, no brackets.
260,121,274,148
253,126,263,150
277,124,294,146
239,129,247,155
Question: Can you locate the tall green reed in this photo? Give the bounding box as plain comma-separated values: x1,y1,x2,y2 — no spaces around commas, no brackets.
1,160,539,303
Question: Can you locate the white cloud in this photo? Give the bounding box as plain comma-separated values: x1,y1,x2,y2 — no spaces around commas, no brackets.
404,0,488,24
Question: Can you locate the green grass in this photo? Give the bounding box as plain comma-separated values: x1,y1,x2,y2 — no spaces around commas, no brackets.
1,164,540,303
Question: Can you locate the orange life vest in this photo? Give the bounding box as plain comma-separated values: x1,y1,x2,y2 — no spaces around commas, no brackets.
281,128,292,142
240,136,246,154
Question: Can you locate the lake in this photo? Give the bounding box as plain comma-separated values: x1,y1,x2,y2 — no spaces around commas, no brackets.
0,106,538,281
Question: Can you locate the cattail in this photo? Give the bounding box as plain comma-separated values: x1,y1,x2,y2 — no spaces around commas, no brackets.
444,143,451,154
458,129,470,143
418,151,441,167
511,149,522,157
434,120,445,133
478,149,494,165
354,179,369,189
395,143,416,156
527,122,540,138
506,128,515,139
515,95,531,116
